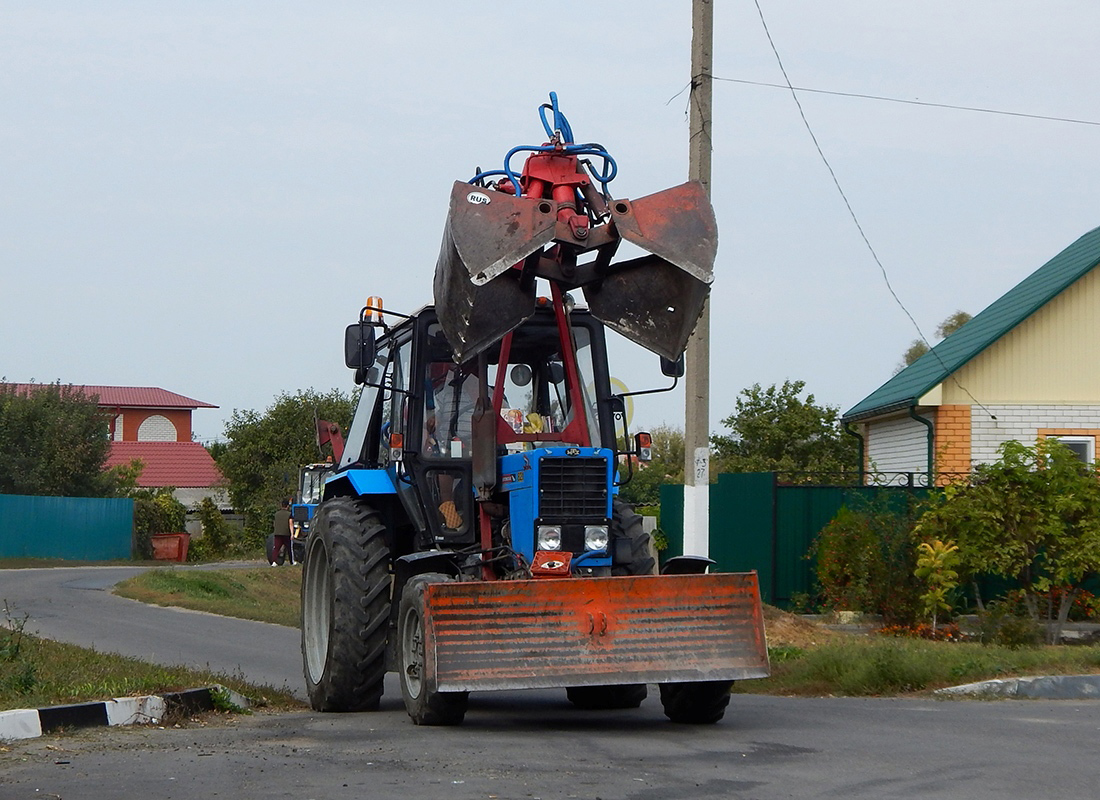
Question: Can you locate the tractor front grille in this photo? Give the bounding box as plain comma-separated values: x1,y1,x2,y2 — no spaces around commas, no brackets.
537,456,608,521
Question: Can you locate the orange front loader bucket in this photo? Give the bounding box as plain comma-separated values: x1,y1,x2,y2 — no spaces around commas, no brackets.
420,572,769,693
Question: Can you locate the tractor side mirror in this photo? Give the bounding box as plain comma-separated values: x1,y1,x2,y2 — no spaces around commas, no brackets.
345,323,377,370
660,355,685,378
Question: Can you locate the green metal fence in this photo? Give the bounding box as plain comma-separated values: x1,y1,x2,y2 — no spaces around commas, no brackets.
660,474,926,607
0,494,134,560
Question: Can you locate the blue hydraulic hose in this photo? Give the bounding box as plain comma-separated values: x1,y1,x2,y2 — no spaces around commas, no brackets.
468,94,618,196
570,549,609,570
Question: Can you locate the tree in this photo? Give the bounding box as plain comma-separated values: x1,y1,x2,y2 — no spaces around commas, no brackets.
215,388,355,546
0,382,120,497
711,380,858,479
896,310,972,373
915,438,1100,643
619,425,684,507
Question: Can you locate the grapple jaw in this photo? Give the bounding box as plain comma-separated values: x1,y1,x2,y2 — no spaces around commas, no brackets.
433,179,717,363
585,181,716,362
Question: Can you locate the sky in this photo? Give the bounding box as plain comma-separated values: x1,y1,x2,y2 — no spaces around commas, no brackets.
3,2,1099,445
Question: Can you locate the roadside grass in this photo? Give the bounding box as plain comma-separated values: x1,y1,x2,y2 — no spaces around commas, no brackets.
740,636,1100,697
113,567,301,629
0,627,300,713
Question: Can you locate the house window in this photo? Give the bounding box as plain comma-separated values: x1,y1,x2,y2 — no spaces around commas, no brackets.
1049,435,1095,464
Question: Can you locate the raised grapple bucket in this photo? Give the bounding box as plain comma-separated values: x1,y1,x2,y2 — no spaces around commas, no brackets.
433,179,717,363
419,572,768,693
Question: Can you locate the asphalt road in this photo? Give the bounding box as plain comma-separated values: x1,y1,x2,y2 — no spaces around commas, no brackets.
5,690,1100,799
2,566,1099,799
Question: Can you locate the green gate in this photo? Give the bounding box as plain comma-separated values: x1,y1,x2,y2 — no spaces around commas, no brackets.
660,474,926,607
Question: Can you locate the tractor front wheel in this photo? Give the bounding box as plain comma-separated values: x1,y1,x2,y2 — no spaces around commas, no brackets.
398,574,469,725
658,680,733,724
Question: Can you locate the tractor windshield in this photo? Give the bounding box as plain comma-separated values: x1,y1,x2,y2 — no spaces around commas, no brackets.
422,318,603,455
489,325,600,447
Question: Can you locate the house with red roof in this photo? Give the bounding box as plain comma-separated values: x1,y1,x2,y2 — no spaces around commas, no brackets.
6,384,227,509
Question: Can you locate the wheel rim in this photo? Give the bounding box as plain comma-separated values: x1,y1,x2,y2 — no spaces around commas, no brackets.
303,537,332,684
402,606,425,700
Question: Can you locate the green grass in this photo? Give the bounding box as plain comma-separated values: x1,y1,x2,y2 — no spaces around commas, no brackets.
738,637,1100,697
0,628,300,713
113,567,302,628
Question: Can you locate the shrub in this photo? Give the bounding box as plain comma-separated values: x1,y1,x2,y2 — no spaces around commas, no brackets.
976,599,1042,649
812,494,924,625
131,488,187,559
188,497,238,562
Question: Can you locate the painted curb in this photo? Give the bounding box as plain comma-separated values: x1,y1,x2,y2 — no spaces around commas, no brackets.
0,685,250,742
935,674,1100,699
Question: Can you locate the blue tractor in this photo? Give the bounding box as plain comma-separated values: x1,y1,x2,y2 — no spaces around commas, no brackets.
299,96,768,726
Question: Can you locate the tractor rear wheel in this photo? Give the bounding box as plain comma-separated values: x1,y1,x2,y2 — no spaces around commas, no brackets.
565,499,655,711
301,497,391,712
609,499,657,577
658,680,733,724
398,573,469,725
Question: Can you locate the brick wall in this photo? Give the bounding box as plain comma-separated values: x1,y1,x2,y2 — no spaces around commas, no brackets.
970,405,1100,464
933,405,971,479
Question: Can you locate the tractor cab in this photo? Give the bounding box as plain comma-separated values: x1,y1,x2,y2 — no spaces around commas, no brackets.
333,300,633,570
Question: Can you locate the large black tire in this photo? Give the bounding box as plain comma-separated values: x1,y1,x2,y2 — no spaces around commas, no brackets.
265,534,285,566
609,498,657,577
301,498,391,712
398,574,469,725
565,499,655,711
658,680,733,724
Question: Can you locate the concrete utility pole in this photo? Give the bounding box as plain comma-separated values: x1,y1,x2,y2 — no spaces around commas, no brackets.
683,0,713,557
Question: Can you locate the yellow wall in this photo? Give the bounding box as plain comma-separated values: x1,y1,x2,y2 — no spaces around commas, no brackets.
941,265,1100,405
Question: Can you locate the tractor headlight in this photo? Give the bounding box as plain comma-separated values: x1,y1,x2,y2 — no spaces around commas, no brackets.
584,525,609,551
536,525,562,551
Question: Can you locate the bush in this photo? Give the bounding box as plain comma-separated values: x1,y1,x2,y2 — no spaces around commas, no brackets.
131,488,187,559
812,494,925,625
188,497,238,562
976,600,1042,649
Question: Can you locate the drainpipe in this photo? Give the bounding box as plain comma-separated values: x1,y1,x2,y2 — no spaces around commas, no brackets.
908,405,935,484
842,421,864,485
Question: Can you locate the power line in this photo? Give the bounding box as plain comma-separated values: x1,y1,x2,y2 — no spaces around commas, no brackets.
712,76,1100,128
750,0,996,421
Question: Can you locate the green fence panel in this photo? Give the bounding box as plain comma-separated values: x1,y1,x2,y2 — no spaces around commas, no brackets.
658,476,932,608
710,473,775,593
659,474,776,598
774,485,857,606
658,483,684,564
0,494,133,560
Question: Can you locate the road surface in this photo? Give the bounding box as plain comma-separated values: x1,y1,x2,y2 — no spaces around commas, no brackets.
2,565,1097,799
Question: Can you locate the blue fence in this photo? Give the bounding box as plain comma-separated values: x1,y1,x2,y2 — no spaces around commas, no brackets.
0,494,134,560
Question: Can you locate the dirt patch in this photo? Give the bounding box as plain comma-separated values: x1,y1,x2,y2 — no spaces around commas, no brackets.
762,605,839,650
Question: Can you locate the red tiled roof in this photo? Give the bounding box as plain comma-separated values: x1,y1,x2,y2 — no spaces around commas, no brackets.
105,442,224,488
3,384,217,410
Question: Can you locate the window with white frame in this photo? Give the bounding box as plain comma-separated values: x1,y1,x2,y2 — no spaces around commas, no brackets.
1049,435,1095,464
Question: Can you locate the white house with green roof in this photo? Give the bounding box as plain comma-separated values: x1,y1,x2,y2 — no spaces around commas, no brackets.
843,225,1100,484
